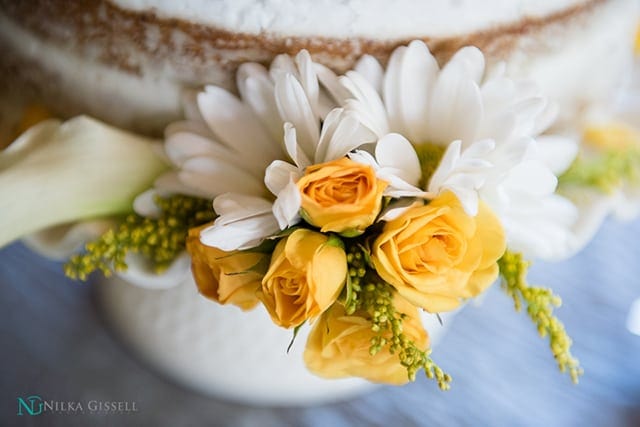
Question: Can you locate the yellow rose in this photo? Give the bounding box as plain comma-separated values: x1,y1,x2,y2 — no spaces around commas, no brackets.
297,157,387,235
304,295,428,385
260,229,347,328
186,224,263,310
372,191,506,313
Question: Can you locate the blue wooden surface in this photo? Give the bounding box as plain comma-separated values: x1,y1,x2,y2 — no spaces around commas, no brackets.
1,217,639,426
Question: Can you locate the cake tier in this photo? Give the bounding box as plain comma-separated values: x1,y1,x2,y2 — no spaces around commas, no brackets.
0,0,636,136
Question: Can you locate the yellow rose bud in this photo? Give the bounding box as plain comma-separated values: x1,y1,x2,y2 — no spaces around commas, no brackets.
260,229,347,328
186,224,263,311
372,191,506,313
297,157,387,235
304,295,428,385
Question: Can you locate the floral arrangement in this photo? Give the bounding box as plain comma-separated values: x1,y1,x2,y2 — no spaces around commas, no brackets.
3,40,640,388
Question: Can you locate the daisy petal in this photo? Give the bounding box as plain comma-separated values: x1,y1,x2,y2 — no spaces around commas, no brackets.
315,63,351,105
379,199,423,221
355,55,384,93
428,74,483,145
535,135,578,175
383,45,407,133
504,161,557,197
206,193,279,250
272,179,302,229
449,186,479,216
317,109,375,162
314,108,344,163
510,97,547,137
400,40,439,142
295,50,320,116
270,54,297,80
165,131,237,168
201,213,279,251
284,123,312,169
197,86,279,162
460,138,495,160
165,119,212,140
342,71,390,137
428,140,462,191
179,157,266,197
532,101,559,135
445,46,485,84
154,171,201,197
275,74,320,161
213,193,273,223
133,189,162,218
237,63,282,142
265,160,301,195
348,149,378,167
376,133,421,186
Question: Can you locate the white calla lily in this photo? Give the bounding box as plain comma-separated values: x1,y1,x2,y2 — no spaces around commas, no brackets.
0,116,168,248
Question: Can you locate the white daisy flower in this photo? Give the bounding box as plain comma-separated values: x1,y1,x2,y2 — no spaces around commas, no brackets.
339,40,579,260
131,50,343,251
148,50,371,251
143,50,336,203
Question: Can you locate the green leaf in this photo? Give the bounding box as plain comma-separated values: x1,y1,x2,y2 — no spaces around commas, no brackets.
325,233,345,249
287,323,304,354
299,208,314,227
266,225,303,240
343,273,354,312
338,228,365,238
225,253,271,276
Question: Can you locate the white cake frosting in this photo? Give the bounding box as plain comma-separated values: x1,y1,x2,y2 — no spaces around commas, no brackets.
114,0,587,38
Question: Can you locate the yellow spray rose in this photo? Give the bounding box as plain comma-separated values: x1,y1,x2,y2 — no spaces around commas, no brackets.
372,191,506,313
186,225,263,310
297,157,387,235
260,229,347,328
304,295,428,384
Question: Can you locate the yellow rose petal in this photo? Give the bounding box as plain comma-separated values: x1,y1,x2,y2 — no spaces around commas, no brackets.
186,224,263,311
260,229,347,328
297,157,387,235
372,192,506,313
304,296,428,385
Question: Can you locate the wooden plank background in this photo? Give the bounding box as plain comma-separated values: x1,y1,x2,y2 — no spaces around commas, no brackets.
1,216,639,426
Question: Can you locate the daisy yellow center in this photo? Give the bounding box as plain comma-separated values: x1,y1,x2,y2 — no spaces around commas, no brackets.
413,143,447,189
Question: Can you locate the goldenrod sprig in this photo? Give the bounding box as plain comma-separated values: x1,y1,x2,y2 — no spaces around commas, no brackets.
498,251,583,383
64,195,215,280
559,147,640,193
344,243,451,389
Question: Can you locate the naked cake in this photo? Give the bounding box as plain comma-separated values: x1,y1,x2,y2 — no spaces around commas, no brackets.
0,0,636,137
